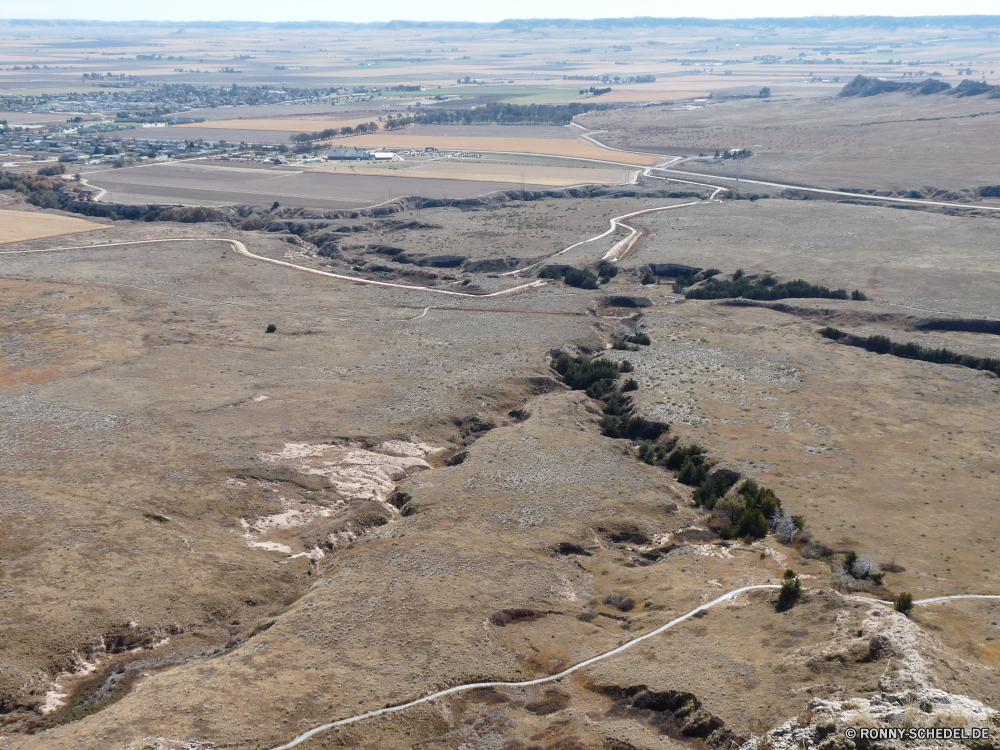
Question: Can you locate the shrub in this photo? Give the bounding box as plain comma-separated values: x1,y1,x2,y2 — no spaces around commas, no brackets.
778,572,802,608
600,414,650,440
36,163,66,176
603,391,627,416
564,267,599,289
737,508,769,539
893,592,914,615
265,324,277,333
641,270,656,285
619,360,634,373
678,458,707,486
693,472,735,508
558,357,620,390
611,339,635,351
628,332,651,346
686,274,849,302
598,262,619,279
732,268,745,281
701,268,721,279
819,326,846,340
666,444,705,471
851,289,868,300
603,592,635,612
865,335,892,354
585,380,610,399
490,608,545,627
621,378,639,392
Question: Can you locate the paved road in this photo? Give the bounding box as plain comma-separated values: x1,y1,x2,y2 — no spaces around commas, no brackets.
267,587,1000,750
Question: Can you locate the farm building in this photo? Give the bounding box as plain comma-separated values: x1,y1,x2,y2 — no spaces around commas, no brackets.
327,148,373,161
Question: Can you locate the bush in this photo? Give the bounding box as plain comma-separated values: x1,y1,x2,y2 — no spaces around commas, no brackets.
585,380,610,399
641,270,656,285
666,444,705,471
265,324,277,333
619,360,634,373
621,378,639,392
603,592,635,612
598,262,619,280
556,356,620,390
737,508,769,540
851,289,868,301
686,274,849,302
678,458,708,486
36,163,66,176
611,339,635,351
603,391,627,416
893,592,914,615
819,326,846,340
564,267,599,289
628,332,651,346
599,414,650,440
490,608,545,627
778,571,802,608
693,472,735,508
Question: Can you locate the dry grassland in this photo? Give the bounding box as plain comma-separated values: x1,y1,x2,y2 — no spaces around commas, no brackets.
337,134,660,165
307,160,627,186
0,209,109,245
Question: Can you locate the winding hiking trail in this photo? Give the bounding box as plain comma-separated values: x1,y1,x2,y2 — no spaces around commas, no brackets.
0,237,550,299
268,587,1000,750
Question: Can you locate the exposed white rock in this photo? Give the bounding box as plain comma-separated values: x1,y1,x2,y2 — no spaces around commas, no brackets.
741,689,998,750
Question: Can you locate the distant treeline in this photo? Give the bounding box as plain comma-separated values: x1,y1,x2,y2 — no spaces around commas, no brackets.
820,327,1000,377
383,102,617,129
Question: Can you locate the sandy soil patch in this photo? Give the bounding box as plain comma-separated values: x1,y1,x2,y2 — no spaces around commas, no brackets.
333,134,659,166
308,160,627,186
0,209,109,245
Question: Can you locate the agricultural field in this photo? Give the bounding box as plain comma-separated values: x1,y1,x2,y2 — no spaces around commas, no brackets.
78,161,521,208
3,13,1000,750
308,159,630,187
0,208,109,244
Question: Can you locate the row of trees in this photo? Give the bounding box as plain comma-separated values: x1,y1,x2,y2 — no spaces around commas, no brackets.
290,122,379,143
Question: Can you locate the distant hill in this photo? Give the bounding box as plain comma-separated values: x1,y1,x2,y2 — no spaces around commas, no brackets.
3,15,1000,31
838,74,1000,98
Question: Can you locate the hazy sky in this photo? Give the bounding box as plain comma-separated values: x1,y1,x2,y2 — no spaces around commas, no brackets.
6,0,999,23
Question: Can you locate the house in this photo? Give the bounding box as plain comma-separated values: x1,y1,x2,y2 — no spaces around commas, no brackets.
371,151,395,161
327,148,373,161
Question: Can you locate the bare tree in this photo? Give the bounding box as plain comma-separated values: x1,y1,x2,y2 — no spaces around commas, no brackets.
774,513,800,543
851,554,878,579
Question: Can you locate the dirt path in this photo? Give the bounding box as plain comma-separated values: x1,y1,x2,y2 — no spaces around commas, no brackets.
267,587,1000,750
0,237,550,299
